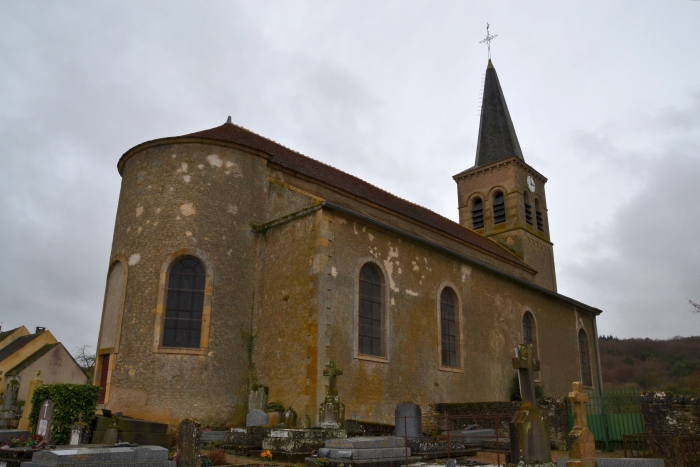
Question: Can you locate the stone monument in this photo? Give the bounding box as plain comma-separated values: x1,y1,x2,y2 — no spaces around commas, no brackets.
567,382,597,467
0,377,21,429
36,399,55,445
319,361,345,429
509,343,552,464
177,418,202,467
23,445,175,466
394,402,421,441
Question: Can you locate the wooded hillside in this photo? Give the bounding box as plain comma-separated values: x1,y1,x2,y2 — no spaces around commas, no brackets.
599,335,700,394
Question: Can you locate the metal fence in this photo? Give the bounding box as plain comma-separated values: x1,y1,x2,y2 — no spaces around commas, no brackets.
623,434,700,467
567,389,644,450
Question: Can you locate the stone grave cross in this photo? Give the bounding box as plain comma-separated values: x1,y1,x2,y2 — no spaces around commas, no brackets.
512,343,539,407
323,360,343,398
567,382,597,467
509,344,551,463
570,382,588,428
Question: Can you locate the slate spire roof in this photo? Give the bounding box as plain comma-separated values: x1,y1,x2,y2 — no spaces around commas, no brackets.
475,59,524,167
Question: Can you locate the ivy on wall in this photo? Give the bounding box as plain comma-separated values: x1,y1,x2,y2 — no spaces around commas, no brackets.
29,383,101,446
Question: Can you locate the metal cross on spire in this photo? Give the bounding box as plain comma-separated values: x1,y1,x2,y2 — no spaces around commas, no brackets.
479,23,498,59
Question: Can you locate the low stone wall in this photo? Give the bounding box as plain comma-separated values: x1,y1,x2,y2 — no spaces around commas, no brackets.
426,398,568,451
641,392,700,435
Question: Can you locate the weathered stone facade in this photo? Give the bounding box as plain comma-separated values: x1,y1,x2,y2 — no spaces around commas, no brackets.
94,61,603,430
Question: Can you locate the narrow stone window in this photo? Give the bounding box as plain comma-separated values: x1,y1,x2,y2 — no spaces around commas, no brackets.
163,257,206,348
579,329,593,387
440,288,459,368
522,311,540,379
493,191,506,224
359,263,383,357
471,198,484,229
524,192,533,225
535,199,544,231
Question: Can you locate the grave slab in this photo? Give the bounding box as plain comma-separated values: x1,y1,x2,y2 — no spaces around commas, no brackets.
21,445,174,466
325,436,404,449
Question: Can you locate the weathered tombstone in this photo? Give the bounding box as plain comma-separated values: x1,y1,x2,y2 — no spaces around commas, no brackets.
299,414,311,428
509,343,552,464
246,408,269,427
36,399,54,444
2,378,19,411
248,386,269,412
319,361,345,429
69,413,90,446
394,402,422,441
567,382,597,467
177,418,202,467
103,418,119,445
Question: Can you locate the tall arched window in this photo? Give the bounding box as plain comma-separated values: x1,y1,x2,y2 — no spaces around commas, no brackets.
493,191,506,224
524,192,533,225
535,199,544,231
163,257,206,348
359,263,384,357
440,288,459,368
579,329,593,387
471,198,484,229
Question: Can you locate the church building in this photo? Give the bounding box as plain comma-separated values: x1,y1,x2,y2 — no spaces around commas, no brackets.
94,60,602,428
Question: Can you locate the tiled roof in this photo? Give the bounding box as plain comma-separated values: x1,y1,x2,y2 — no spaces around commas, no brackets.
0,333,41,364
0,327,20,345
118,121,529,269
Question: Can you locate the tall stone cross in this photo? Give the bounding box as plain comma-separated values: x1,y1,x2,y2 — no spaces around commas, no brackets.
324,361,343,397
569,382,589,428
512,343,540,407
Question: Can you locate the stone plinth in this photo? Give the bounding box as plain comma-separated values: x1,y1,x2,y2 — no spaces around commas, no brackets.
246,408,269,427
22,445,174,466
319,397,345,429
223,427,270,454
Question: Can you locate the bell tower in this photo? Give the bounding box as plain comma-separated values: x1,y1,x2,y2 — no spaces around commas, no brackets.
454,59,557,291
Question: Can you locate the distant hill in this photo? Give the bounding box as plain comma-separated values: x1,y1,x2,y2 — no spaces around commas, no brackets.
599,335,700,394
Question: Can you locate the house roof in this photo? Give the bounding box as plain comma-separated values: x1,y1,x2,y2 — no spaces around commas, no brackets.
6,343,58,376
475,60,524,167
0,333,41,364
0,327,20,346
118,121,531,270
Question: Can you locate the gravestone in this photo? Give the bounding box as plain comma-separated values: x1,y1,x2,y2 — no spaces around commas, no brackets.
246,408,269,427
248,386,269,412
299,415,311,428
394,402,421,441
103,418,119,445
509,343,552,464
319,361,345,429
2,379,19,410
69,414,90,446
36,399,55,444
177,419,201,467
567,382,597,467
307,436,421,467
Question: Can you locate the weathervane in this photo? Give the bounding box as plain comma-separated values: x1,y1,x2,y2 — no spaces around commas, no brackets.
479,23,498,59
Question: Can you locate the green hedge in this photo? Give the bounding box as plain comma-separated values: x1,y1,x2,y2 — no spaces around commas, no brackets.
29,383,101,445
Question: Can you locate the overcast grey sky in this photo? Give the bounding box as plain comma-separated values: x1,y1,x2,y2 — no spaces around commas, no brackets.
1,1,699,353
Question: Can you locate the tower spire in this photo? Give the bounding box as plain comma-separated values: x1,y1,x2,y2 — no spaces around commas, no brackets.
474,59,524,167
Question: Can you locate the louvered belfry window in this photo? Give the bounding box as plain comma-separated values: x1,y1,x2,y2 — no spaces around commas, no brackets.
579,329,593,386
524,193,533,225
163,257,206,348
359,263,383,357
440,288,459,368
493,192,506,224
471,198,484,229
535,199,544,231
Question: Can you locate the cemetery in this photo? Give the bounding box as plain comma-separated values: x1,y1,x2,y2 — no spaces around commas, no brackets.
2,349,694,467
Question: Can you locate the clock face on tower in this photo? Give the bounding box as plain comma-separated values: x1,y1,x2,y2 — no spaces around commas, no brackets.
527,175,536,193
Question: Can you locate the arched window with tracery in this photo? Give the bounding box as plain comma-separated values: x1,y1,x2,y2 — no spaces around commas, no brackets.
493,191,506,224
579,329,593,387
524,192,533,225
440,288,459,368
163,257,206,348
535,199,544,231
359,263,384,357
471,198,484,229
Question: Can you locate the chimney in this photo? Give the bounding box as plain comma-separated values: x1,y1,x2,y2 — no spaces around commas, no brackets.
35,327,46,333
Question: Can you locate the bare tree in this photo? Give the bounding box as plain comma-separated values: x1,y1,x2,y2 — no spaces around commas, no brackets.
72,345,96,379
691,299,700,314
